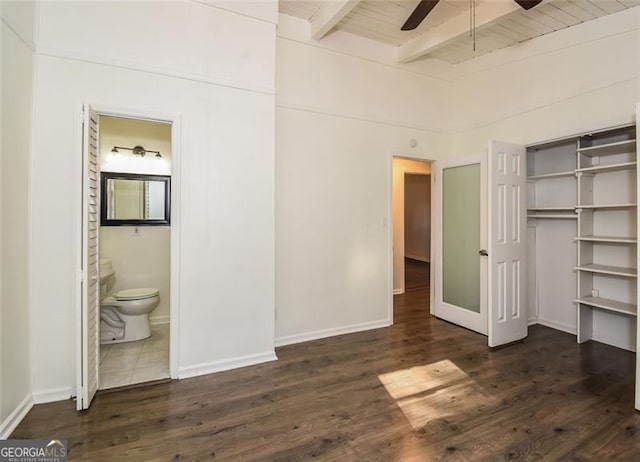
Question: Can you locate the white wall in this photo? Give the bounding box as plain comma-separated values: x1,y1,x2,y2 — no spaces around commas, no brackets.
0,0,35,437
392,159,432,294
404,173,431,262
452,8,640,154
275,15,451,344
30,0,277,400
99,117,172,323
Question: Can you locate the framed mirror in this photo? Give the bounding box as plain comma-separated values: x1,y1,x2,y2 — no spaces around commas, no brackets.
100,172,171,226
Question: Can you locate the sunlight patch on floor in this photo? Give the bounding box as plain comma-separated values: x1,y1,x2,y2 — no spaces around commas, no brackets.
378,359,496,430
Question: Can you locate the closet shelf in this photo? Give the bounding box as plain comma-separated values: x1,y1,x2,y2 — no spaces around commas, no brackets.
527,171,575,180
575,296,637,317
576,235,637,244
576,204,637,210
527,214,577,219
576,162,637,174
575,264,637,278
577,139,636,157
527,207,575,211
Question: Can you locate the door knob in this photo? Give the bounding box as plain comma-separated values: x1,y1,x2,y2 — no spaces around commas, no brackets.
479,249,488,256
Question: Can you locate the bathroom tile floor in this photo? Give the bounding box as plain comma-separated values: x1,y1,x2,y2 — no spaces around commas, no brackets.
99,324,169,390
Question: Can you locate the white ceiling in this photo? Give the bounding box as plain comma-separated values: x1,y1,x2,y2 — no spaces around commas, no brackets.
279,0,640,64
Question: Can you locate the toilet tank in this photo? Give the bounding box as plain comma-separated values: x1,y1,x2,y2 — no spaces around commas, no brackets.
99,258,116,297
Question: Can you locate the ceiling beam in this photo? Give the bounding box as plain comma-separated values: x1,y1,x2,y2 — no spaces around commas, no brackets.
310,0,362,41
397,0,539,63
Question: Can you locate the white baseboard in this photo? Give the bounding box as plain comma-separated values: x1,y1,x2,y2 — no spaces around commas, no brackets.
528,317,538,326
32,387,73,404
0,395,33,439
535,318,577,335
393,288,404,295
405,254,430,263
592,332,636,352
178,351,277,379
150,315,170,325
275,318,391,347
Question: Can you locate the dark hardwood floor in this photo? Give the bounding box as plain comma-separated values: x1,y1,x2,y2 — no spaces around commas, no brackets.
13,286,640,461
404,257,430,292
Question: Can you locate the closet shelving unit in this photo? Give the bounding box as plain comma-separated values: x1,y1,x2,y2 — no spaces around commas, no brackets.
575,128,637,342
527,124,638,350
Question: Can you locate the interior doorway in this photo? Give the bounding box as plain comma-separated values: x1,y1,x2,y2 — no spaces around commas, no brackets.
97,116,172,391
391,157,432,324
76,105,181,410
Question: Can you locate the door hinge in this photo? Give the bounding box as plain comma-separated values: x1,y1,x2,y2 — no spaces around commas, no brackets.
78,270,84,283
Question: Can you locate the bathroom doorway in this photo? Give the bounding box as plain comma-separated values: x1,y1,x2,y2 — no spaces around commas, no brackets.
98,115,171,390
76,106,180,409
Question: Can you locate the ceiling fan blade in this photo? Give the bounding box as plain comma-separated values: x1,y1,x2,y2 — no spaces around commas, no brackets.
401,0,440,31
513,0,543,10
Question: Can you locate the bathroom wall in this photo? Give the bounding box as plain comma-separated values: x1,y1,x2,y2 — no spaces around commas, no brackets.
100,228,171,324
100,116,172,175
0,0,36,438
99,117,172,324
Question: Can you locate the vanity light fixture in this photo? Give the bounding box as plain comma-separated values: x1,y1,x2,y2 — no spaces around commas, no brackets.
110,145,162,158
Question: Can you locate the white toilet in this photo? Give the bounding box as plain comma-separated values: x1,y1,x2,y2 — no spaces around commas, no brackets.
100,259,160,344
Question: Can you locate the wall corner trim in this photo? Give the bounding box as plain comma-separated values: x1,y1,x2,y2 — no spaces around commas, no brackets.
32,387,74,405
0,16,37,51
275,318,391,348
178,351,278,379
0,395,34,439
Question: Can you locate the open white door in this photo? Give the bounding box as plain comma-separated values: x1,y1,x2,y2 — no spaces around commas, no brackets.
433,154,488,334
487,140,527,347
77,105,100,410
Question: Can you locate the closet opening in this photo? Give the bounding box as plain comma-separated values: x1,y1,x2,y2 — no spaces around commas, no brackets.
526,124,637,351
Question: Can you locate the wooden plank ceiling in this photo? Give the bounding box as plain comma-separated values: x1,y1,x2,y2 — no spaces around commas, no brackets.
279,0,640,63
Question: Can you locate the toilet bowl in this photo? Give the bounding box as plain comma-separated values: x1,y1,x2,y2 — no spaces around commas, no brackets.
101,288,160,344
99,259,160,344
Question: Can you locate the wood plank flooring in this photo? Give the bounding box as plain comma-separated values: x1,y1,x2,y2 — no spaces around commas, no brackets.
404,257,429,292
13,286,640,461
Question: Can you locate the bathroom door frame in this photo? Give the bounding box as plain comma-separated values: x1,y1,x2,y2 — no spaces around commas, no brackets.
74,103,182,405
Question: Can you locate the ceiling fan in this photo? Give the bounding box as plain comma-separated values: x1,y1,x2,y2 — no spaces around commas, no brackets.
401,0,544,31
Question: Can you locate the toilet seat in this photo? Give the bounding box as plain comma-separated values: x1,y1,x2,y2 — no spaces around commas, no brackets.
114,288,159,301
